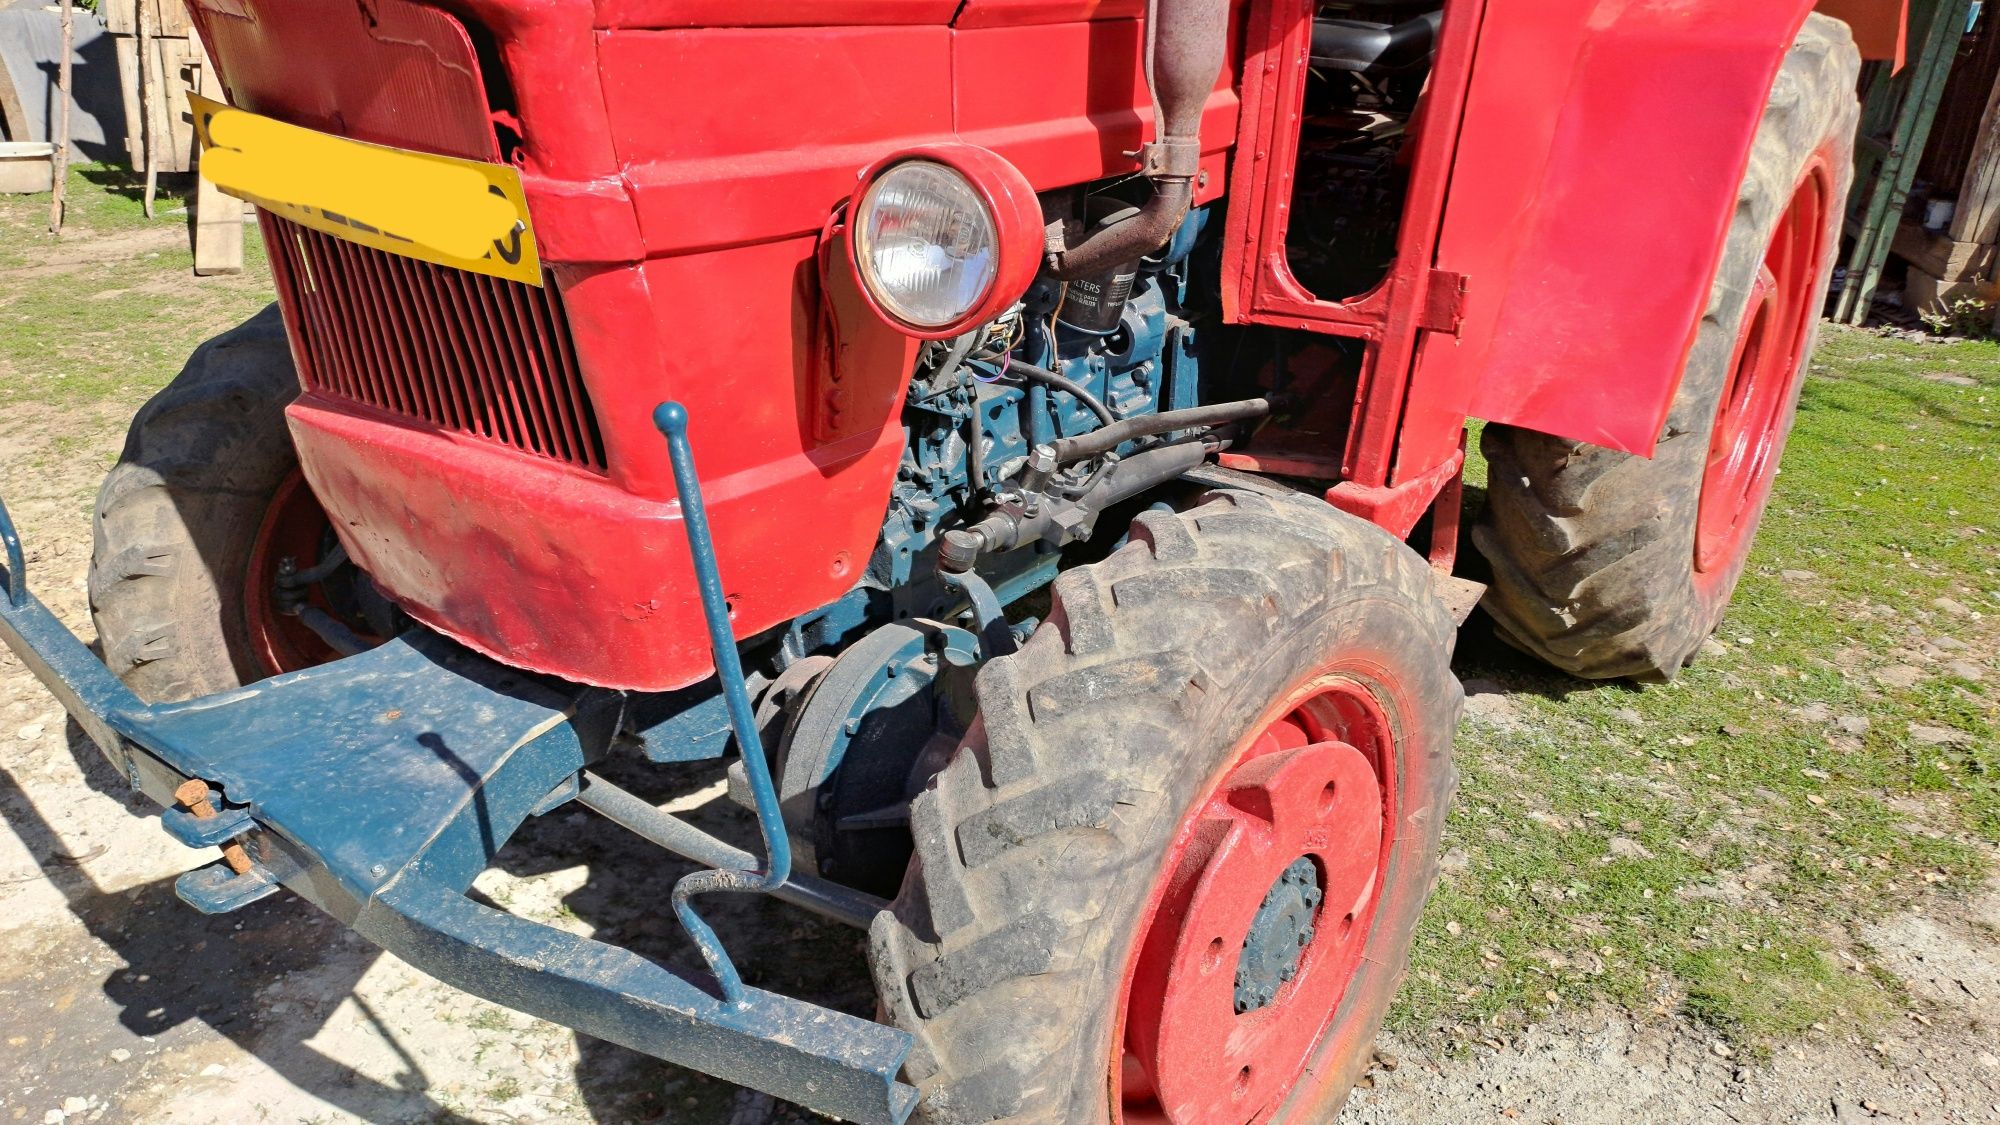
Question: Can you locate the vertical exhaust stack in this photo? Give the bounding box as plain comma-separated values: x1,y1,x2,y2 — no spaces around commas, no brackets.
1045,0,1230,279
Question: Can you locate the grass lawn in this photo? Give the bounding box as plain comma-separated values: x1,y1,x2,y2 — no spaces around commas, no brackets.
0,164,273,410
3,171,1996,1064
1414,329,1999,1050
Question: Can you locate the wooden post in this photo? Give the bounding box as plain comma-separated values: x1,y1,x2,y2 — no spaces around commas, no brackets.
139,0,159,218
47,0,73,234
191,50,243,275
1834,0,1978,322
1947,73,2000,250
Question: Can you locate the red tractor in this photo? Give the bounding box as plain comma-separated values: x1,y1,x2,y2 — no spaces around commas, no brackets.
0,1,1899,1121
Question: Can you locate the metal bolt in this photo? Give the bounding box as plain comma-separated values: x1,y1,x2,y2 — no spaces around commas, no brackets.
174,778,252,876
370,863,387,877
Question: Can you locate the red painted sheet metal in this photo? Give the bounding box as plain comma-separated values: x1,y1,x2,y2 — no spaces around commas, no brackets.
1412,1,1820,463
592,0,960,29
952,0,1147,28
288,390,906,692
263,216,607,472
600,26,955,257
951,17,1239,196
186,0,499,161
602,18,1237,257
205,0,1233,690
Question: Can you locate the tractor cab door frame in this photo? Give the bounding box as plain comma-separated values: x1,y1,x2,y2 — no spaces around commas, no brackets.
1217,0,1485,510
1223,0,1857,539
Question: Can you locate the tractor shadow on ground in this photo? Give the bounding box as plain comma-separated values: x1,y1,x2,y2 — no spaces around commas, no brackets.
486,751,872,1123
8,715,862,1123
2,722,481,1123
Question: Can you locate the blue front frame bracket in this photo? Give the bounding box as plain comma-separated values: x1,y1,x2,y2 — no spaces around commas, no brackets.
0,481,918,1123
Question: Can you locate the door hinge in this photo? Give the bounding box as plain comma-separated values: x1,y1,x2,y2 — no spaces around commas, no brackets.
1420,269,1468,335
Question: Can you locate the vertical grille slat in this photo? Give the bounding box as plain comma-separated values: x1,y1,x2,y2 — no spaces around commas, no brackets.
319,237,407,414
440,267,528,451
488,275,568,464
265,215,606,473
330,237,418,418
273,228,356,403
352,241,441,427
387,252,474,435
507,282,581,465
468,271,548,456
537,285,605,469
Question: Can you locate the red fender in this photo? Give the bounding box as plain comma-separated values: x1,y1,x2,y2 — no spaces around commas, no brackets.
1397,0,1843,472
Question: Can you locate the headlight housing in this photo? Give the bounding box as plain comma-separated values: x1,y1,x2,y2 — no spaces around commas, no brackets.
845,146,1043,339
854,162,998,330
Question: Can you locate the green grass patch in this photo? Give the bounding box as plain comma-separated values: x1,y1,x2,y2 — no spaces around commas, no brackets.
0,164,273,409
1410,325,1999,1050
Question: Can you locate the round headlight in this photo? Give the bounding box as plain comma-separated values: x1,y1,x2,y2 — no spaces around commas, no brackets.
853,161,999,331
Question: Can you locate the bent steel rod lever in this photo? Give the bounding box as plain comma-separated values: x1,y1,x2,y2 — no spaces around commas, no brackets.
653,402,793,1005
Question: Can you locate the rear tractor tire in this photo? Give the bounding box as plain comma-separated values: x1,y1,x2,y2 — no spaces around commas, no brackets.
870,488,1462,1124
89,304,343,702
1473,15,1859,680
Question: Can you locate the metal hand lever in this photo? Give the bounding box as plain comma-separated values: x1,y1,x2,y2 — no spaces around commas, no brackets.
653,402,793,1005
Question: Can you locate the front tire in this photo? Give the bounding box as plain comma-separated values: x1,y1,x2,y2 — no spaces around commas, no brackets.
869,489,1461,1124
1473,15,1859,680
89,304,323,702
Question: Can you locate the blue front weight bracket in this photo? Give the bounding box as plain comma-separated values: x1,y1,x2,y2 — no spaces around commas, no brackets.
0,477,918,1121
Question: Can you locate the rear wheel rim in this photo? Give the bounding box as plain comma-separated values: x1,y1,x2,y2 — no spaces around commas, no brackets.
1694,170,1828,579
243,470,344,676
1114,673,1396,1124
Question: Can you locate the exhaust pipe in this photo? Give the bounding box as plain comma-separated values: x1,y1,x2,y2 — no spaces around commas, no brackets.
1045,0,1230,279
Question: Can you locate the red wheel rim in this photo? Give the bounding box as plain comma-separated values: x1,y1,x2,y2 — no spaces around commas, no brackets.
243,470,345,676
1694,166,1830,582
1114,672,1396,1124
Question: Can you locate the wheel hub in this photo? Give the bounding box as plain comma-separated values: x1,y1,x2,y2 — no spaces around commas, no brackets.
1234,857,1323,1014
244,471,349,675
1118,678,1393,1124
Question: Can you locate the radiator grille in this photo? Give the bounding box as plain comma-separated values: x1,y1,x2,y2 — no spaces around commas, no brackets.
265,217,606,472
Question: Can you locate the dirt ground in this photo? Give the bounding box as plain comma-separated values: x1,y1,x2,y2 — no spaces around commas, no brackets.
3,219,1999,1122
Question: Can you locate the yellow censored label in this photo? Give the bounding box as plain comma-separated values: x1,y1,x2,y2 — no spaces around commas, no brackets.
190,94,542,286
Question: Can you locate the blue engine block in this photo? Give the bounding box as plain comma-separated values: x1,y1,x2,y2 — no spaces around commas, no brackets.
869,208,1213,610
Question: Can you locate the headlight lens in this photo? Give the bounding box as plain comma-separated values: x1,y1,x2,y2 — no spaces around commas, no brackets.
853,161,998,330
